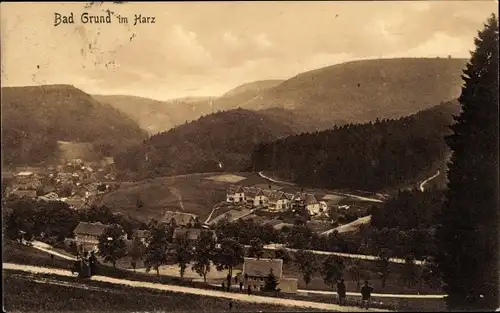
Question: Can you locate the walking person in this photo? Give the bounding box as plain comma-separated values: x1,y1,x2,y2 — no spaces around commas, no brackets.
228,300,233,312
239,281,243,292
337,278,346,305
360,280,374,309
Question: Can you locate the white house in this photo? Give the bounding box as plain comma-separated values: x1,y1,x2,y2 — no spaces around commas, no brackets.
226,185,245,203
293,192,322,215
243,187,267,207
268,191,291,212
304,194,321,215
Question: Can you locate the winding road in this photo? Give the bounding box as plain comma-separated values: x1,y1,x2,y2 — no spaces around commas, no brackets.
258,171,383,203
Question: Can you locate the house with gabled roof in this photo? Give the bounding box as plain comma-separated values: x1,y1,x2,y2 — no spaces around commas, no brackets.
243,187,267,207
226,185,245,203
163,211,199,228
293,192,322,215
240,257,297,293
173,228,216,243
268,191,291,212
73,221,110,253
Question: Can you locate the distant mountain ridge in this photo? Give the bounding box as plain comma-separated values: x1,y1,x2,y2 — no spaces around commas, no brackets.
94,80,285,134
1,85,147,166
97,58,467,134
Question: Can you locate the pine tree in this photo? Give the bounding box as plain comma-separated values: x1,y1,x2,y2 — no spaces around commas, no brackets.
264,269,279,292
435,14,499,310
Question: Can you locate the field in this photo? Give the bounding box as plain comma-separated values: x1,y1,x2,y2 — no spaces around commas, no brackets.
97,172,275,222
206,173,247,183
98,171,379,224
4,272,325,312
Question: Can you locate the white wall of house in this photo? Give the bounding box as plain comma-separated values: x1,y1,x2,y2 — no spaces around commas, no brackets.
233,192,245,203
307,203,322,215
253,195,267,207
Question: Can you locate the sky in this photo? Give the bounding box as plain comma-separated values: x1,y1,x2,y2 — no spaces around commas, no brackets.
1,1,498,100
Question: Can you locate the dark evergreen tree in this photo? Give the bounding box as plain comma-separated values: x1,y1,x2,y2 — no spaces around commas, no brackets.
263,269,279,292
435,14,499,310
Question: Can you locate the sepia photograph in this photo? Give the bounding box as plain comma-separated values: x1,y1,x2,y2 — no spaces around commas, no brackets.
1,1,499,312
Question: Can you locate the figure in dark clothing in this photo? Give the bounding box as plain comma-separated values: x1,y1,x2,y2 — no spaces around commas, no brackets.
235,275,238,284
227,274,232,291
228,300,233,311
88,251,98,276
247,285,252,295
239,282,243,292
337,278,346,305
360,281,374,309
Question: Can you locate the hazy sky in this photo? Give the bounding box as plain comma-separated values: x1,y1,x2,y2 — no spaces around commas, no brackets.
1,1,497,100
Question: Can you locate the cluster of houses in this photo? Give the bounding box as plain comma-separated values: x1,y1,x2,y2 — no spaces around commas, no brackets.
69,210,212,254
5,159,117,210
69,216,298,293
226,185,328,216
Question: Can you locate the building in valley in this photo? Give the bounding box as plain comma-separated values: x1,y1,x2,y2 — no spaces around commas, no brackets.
240,257,297,293
226,185,245,203
163,211,200,228
267,191,291,212
73,221,110,253
243,187,267,207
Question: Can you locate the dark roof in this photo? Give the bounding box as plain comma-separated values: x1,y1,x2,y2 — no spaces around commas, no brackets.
227,185,243,194
293,192,318,205
243,257,283,278
163,211,198,226
268,191,287,202
173,228,208,241
304,194,319,205
262,190,272,197
74,222,108,237
242,187,263,198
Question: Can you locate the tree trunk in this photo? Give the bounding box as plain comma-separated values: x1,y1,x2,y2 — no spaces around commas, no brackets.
156,267,160,276
113,261,116,268
203,272,207,282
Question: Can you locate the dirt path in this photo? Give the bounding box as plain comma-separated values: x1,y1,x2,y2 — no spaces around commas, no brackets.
262,244,425,265
3,263,388,312
419,170,441,192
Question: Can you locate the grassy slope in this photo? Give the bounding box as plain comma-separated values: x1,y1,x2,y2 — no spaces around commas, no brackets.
97,172,272,222
4,272,323,312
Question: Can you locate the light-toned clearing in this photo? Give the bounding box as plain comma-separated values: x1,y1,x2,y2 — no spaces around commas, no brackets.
205,174,247,183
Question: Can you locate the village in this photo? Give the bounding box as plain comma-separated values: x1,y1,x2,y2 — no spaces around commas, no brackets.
3,156,118,210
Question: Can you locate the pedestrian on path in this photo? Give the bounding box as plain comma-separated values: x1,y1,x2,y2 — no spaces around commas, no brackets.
239,281,243,292
360,280,374,309
228,300,233,311
337,278,346,305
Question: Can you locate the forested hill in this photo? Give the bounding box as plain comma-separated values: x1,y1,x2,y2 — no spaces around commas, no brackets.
251,100,461,191
242,58,467,129
114,108,297,179
1,85,147,166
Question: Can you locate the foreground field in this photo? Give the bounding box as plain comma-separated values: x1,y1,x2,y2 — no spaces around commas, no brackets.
4,272,327,312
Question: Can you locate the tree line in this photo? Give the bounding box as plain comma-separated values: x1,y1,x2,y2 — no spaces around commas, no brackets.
251,101,459,191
